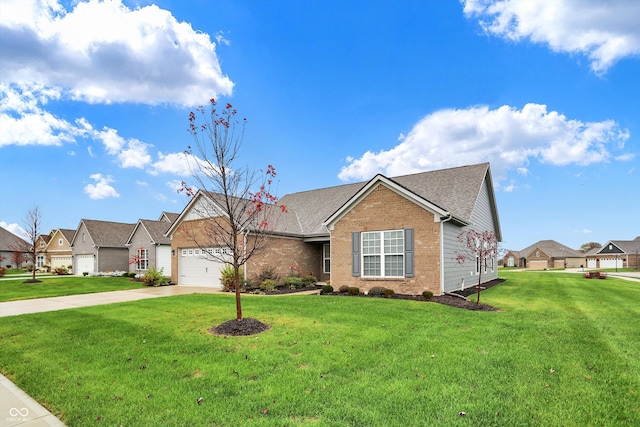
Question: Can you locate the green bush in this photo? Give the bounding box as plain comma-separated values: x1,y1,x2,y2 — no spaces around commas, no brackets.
348,287,360,296
142,267,170,287
383,288,395,298
82,272,89,277
53,266,69,275
422,290,434,300
258,265,280,283
368,286,386,296
220,265,244,292
338,285,349,293
284,276,304,289
260,279,278,292
321,284,334,294
301,274,317,286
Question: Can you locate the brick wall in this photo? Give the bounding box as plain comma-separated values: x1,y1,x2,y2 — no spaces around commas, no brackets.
331,184,441,295
170,218,325,285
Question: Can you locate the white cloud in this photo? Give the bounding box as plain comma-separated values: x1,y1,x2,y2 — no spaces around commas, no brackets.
166,179,186,192
338,103,630,184
118,139,152,169
462,0,640,74
84,173,119,199
150,152,204,176
0,0,233,106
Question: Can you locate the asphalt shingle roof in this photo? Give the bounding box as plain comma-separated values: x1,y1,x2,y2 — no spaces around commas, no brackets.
517,240,583,258
0,227,30,251
81,220,135,247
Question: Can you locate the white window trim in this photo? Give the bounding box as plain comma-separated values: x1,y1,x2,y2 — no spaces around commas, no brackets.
323,243,331,274
136,248,149,271
361,229,404,278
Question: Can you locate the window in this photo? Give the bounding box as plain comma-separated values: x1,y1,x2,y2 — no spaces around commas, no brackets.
40,241,45,248
362,230,404,277
58,239,63,246
536,251,540,257
323,244,331,273
507,256,514,267
36,255,44,269
136,248,149,270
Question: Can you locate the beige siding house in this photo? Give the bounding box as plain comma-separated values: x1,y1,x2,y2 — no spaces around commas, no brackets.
45,229,75,271
167,163,501,295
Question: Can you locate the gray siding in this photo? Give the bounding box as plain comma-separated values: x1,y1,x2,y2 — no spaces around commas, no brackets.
97,247,129,272
442,177,499,293
128,227,156,273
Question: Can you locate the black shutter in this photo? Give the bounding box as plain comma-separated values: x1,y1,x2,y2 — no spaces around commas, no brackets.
352,232,361,276
404,228,414,277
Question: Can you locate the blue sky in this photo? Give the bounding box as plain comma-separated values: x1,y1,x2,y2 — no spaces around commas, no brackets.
1,0,638,251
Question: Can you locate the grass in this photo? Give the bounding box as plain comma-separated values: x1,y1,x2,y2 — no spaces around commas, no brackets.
0,271,639,426
0,276,146,302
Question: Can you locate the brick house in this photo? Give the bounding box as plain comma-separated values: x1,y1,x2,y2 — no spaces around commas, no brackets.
503,240,585,270
167,162,502,295
586,237,640,269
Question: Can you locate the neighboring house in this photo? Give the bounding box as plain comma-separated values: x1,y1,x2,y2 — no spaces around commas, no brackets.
125,213,178,276
45,229,75,271
167,162,502,295
70,219,135,275
34,232,52,270
503,240,585,270
0,226,31,268
585,237,640,270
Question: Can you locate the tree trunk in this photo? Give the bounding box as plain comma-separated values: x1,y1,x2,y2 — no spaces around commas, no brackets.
476,268,482,303
234,266,243,320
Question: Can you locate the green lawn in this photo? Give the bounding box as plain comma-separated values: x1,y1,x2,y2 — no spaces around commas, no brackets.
0,271,639,426
0,276,146,302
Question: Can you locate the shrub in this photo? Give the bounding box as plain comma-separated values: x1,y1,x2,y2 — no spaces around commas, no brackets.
301,274,317,286
220,265,243,292
338,285,349,293
82,272,89,277
368,286,386,296
422,290,434,300
284,276,304,289
383,288,395,298
258,265,280,283
0,267,5,277
260,279,277,292
53,266,69,275
288,264,302,277
348,287,360,296
142,267,169,287
321,284,333,294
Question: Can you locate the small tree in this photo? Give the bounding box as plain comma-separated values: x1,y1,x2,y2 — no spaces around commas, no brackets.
580,242,601,253
455,229,501,303
11,251,25,269
22,206,44,282
181,98,286,322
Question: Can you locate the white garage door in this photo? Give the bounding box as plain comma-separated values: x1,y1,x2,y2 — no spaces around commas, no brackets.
178,248,226,287
76,255,94,275
587,259,597,269
599,258,623,269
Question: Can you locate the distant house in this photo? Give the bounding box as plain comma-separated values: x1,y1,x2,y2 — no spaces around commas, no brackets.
44,229,75,271
70,220,135,275
0,226,31,268
125,213,178,276
504,240,585,270
167,163,502,295
586,237,640,270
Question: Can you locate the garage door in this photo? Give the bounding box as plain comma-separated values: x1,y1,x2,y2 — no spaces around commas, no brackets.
178,248,226,287
76,255,94,275
599,258,623,269
51,256,73,269
528,260,548,270
587,259,597,269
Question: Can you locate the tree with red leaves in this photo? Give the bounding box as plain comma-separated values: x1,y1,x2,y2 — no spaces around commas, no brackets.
181,99,286,321
455,229,502,303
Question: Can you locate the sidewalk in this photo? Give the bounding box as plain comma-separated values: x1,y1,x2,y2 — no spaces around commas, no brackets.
1,374,65,427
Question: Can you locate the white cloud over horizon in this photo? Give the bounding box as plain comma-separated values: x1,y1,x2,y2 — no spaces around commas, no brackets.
0,0,233,106
338,103,632,186
462,0,640,74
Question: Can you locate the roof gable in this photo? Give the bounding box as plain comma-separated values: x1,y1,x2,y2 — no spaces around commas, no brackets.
127,219,172,245
0,226,30,251
72,219,134,247
519,240,583,258
45,229,74,250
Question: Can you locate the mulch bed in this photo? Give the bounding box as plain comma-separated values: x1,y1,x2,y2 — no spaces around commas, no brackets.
213,279,505,336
